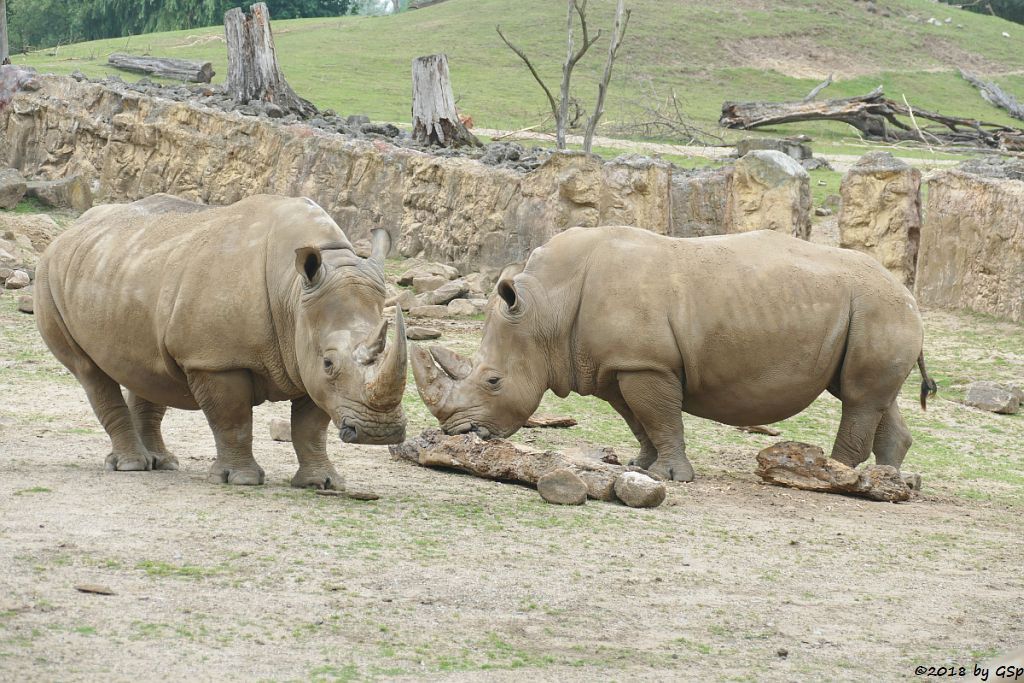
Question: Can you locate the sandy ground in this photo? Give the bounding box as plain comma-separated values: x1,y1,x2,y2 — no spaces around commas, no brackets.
2,284,1023,682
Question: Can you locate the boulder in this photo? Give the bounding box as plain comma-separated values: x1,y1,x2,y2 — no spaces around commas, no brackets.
964,382,1020,414
412,275,448,294
668,166,731,238
463,271,495,297
17,293,34,314
0,213,60,252
398,262,459,286
916,170,1024,322
537,468,588,505
423,278,469,305
269,417,291,442
385,288,417,312
736,137,812,161
726,151,811,240
409,305,450,319
0,169,27,210
25,174,94,212
613,471,667,508
406,326,441,341
447,298,482,316
3,269,30,289
839,152,921,287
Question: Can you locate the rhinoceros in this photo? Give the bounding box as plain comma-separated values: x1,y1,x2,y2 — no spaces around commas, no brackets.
35,194,407,489
411,226,937,482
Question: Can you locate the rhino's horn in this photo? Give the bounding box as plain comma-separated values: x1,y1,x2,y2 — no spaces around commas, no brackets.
366,308,407,409
428,344,472,381
411,344,455,416
369,228,391,265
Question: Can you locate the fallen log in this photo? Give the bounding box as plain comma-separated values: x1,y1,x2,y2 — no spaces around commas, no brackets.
107,53,214,83
959,68,1024,121
720,87,1024,151
523,414,578,429
755,441,914,503
390,429,664,505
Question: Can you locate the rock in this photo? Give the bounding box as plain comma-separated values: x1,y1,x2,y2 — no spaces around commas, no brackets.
814,207,832,216
668,166,731,238
916,171,1024,322
523,415,578,429
727,151,812,240
964,381,1020,414
4,269,30,289
17,294,33,314
736,425,781,436
463,271,495,297
537,468,588,505
409,305,450,319
344,489,381,501
755,441,912,502
406,326,441,340
0,212,61,253
385,289,418,311
446,298,481,316
74,584,116,596
1007,383,1024,404
398,263,459,286
900,471,922,491
736,137,812,161
269,417,292,441
352,238,373,258
0,266,12,281
424,278,469,305
0,169,27,210
25,174,94,212
613,471,667,508
839,152,921,287
412,275,448,294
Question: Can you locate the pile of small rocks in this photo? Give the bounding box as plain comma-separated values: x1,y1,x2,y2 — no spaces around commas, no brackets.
384,260,495,340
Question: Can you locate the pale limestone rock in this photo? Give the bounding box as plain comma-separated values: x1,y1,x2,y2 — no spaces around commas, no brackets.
405,326,441,341
4,269,30,289
25,174,94,211
965,382,1020,414
613,471,667,508
269,417,291,442
537,468,588,505
409,305,449,319
423,278,469,305
412,275,448,294
726,151,811,239
447,298,482,316
839,152,921,287
0,168,27,209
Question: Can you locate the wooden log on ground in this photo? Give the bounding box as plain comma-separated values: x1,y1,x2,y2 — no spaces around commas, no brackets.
107,54,214,83
390,429,664,505
523,414,578,429
224,2,315,117
960,68,1024,121
720,87,1024,151
411,54,480,147
755,441,912,503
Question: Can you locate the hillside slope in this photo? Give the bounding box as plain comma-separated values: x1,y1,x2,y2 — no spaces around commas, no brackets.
12,0,1024,143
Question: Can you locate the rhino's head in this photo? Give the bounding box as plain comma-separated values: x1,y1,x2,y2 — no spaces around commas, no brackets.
293,229,407,445
411,273,549,439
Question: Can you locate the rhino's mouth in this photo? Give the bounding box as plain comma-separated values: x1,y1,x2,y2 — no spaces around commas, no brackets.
338,416,406,445
444,421,493,440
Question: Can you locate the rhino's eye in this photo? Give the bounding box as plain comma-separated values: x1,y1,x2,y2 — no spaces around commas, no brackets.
486,377,501,386
323,358,334,371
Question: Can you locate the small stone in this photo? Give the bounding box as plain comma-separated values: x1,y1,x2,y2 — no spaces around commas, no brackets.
425,278,470,305
412,275,448,294
965,381,1020,414
397,262,459,286
406,326,441,340
614,471,667,508
269,417,291,442
777,648,789,658
447,298,480,316
537,468,588,505
900,471,922,491
0,168,27,210
264,103,285,118
314,489,344,497
345,489,380,501
385,289,417,312
409,305,450,319
17,294,33,314
75,584,115,595
814,207,833,216
4,270,30,289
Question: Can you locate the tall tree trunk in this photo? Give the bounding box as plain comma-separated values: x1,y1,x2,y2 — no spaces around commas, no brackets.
411,54,480,147
582,0,629,153
224,3,315,117
1,0,10,65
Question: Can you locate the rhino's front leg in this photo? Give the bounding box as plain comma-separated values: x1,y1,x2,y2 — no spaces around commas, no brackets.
188,370,265,486
598,386,659,470
289,396,344,491
616,370,694,482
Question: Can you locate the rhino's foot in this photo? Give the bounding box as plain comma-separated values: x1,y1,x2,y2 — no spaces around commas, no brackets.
647,456,695,483
150,451,180,471
629,451,658,470
291,464,345,491
105,450,153,472
207,461,265,486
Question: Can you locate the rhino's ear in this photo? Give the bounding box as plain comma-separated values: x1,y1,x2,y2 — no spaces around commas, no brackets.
497,277,523,314
294,246,324,287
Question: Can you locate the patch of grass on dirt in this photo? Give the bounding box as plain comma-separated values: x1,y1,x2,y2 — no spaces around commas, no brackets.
12,487,51,495
135,560,228,580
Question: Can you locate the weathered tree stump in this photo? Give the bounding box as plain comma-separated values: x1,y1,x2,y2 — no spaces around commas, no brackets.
755,441,912,503
107,54,214,83
390,429,666,506
224,3,315,117
0,0,9,65
411,54,480,148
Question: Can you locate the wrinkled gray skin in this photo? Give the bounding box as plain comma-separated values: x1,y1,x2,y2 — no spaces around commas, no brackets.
36,194,407,490
413,226,934,482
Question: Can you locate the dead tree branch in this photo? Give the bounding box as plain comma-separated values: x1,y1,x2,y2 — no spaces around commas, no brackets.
611,87,724,145
496,24,559,130
803,73,833,102
582,0,630,153
960,68,1024,121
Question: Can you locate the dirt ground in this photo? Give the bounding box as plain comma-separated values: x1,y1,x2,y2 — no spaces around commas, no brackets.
2,272,1023,682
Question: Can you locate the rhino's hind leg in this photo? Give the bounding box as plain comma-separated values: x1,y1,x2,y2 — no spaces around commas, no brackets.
76,366,153,472
830,403,885,468
127,392,179,471
599,386,659,470
616,370,694,482
188,370,265,486
289,396,344,490
872,400,912,469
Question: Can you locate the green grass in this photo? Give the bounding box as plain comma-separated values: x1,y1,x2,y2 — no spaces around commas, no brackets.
9,0,1024,154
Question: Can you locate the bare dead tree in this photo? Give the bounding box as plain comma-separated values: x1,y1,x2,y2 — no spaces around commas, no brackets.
582,0,629,153
1,0,10,65
803,73,833,102
496,0,605,150
611,87,723,145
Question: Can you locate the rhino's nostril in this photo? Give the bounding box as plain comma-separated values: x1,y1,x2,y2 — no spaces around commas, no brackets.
339,421,358,443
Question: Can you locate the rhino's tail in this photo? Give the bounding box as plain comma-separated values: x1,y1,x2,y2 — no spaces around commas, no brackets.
918,351,938,411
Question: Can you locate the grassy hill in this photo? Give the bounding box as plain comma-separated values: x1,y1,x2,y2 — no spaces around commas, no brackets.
10,0,1024,148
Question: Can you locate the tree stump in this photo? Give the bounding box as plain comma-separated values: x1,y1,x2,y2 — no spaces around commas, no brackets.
411,54,480,148
224,3,315,117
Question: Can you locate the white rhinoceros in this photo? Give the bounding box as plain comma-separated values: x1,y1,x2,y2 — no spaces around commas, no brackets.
35,194,407,489
412,226,936,482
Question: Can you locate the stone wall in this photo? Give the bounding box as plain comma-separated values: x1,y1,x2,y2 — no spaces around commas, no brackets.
915,170,1024,322
1,74,810,272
